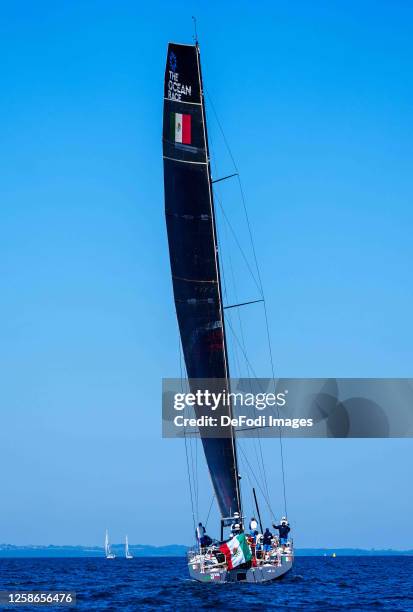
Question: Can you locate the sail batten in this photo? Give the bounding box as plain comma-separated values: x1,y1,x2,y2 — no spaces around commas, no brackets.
163,42,241,520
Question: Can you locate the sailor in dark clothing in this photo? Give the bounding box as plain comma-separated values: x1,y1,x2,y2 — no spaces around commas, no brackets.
272,517,290,546
262,528,273,552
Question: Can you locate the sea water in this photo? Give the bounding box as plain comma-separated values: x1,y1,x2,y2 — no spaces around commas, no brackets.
0,556,412,611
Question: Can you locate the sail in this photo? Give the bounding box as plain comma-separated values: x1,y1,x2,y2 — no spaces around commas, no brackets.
163,42,241,519
124,535,132,558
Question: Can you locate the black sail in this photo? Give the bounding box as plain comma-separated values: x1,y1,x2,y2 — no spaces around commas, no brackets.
163,43,241,519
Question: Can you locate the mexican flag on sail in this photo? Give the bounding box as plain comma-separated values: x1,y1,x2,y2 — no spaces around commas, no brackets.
170,112,191,144
219,534,252,570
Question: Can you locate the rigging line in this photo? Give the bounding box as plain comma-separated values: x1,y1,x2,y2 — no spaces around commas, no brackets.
226,314,288,428
227,309,242,378
218,209,243,378
207,86,270,520
224,236,269,500
185,430,197,535
197,48,242,516
194,433,199,521
208,99,246,520
214,192,262,296
204,494,216,530
239,442,276,522
237,441,276,521
224,316,262,383
206,89,288,518
215,219,238,376
188,419,199,522
251,437,268,500
192,15,198,45
245,436,265,501
226,235,270,502
239,451,257,528
210,128,242,379
185,385,198,521
241,458,263,517
236,178,288,517
205,90,239,174
212,172,239,184
227,244,251,379
227,292,270,502
257,426,271,506
262,296,288,517
210,119,254,382
224,299,263,310
206,90,263,298
224,210,253,382
241,212,288,514
211,174,259,297
180,340,197,538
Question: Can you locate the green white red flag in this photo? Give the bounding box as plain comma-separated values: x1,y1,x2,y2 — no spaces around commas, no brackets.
219,533,252,570
170,112,191,144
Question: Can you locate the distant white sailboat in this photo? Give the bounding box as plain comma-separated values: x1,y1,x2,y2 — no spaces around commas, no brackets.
125,535,133,559
105,529,116,559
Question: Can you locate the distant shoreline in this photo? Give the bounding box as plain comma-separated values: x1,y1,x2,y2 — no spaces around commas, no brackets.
0,545,411,558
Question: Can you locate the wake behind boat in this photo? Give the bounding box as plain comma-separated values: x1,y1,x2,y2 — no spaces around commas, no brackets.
162,38,294,584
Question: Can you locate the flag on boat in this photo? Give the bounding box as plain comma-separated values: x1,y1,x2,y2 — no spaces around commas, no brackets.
170,112,191,144
219,534,252,570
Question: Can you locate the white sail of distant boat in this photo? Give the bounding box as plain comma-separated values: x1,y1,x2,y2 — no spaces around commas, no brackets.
105,529,116,559
125,535,133,559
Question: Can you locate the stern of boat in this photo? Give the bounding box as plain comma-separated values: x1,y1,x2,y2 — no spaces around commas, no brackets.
187,546,294,584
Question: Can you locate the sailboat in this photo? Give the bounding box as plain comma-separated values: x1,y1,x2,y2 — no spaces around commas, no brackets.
104,529,116,559
125,535,133,559
162,39,294,583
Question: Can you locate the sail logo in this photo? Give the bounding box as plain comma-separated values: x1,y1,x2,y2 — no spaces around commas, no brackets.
170,112,191,144
169,51,177,72
167,70,192,101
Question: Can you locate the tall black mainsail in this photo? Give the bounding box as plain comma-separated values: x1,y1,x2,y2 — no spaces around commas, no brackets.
162,43,241,520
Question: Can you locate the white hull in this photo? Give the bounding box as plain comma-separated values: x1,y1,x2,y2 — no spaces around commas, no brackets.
188,556,293,583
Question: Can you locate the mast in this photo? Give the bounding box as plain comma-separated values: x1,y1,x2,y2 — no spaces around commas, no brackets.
195,42,242,517
253,487,264,534
163,42,242,522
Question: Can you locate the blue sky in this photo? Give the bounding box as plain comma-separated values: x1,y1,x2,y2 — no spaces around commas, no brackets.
0,1,412,548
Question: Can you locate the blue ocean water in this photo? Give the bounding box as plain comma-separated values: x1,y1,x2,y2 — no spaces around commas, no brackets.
0,556,412,611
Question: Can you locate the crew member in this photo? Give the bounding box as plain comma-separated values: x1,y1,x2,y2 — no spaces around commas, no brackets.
262,528,273,553
249,517,258,534
230,512,241,536
272,517,291,547
196,522,206,546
